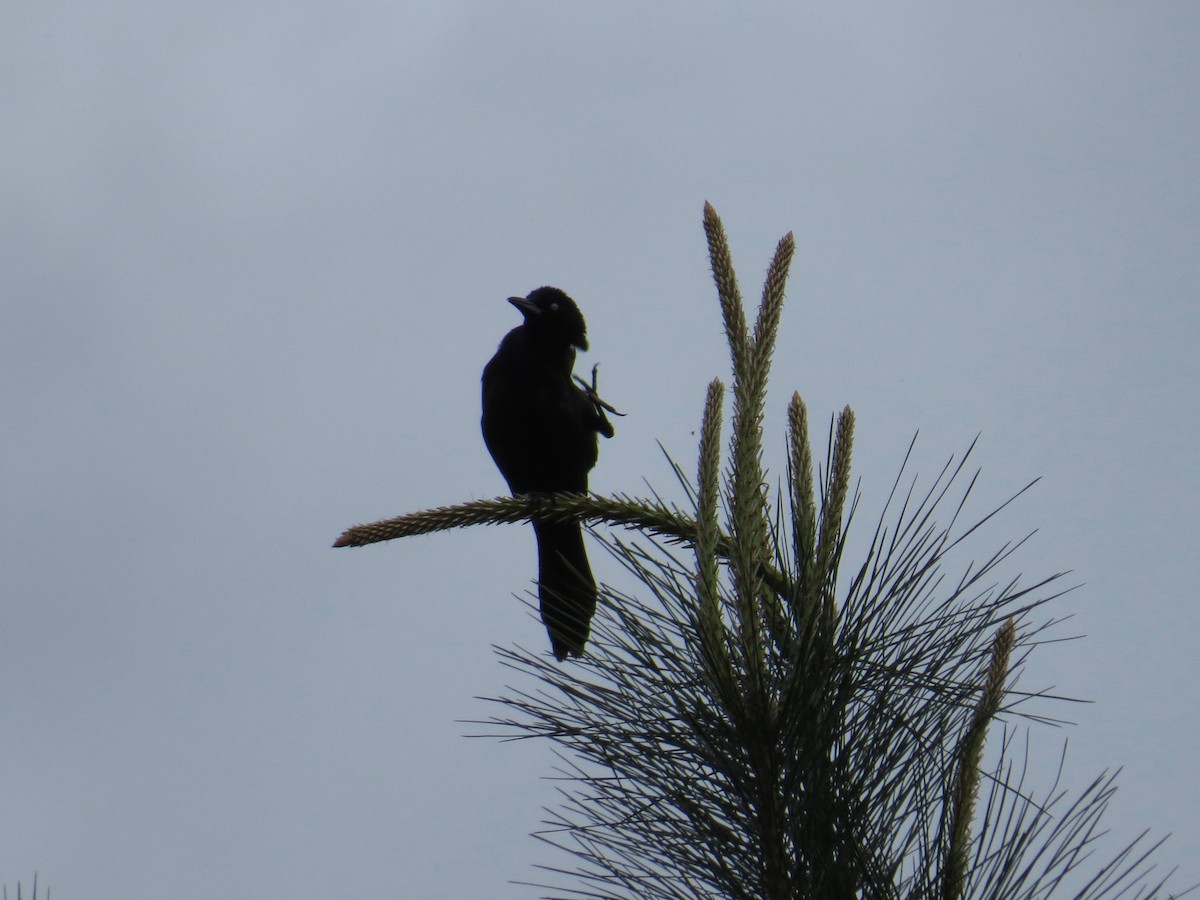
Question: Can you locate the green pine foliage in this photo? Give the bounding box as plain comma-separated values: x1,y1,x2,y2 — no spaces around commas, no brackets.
336,204,1190,899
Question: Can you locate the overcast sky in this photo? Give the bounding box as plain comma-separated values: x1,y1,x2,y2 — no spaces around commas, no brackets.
2,3,1197,897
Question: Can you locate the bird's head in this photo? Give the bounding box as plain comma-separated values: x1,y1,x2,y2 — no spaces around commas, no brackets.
508,286,589,351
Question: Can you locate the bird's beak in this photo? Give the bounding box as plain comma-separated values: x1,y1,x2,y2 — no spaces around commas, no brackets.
508,295,540,317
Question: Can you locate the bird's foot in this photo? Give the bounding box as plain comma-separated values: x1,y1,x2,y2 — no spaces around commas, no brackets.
574,364,624,438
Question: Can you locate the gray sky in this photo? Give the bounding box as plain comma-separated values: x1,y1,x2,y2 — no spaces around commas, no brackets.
2,3,1197,897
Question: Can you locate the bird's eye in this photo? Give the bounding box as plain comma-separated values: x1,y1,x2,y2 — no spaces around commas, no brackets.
549,302,559,311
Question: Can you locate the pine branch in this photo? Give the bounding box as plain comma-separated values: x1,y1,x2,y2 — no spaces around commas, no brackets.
334,492,695,548
333,489,798,604
339,201,1191,898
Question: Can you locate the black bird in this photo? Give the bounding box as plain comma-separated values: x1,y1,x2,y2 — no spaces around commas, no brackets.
481,287,614,660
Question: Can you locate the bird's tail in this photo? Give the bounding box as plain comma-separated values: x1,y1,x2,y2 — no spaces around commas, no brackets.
533,519,597,661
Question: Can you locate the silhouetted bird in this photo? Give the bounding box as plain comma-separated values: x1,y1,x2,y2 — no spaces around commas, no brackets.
481,287,614,660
